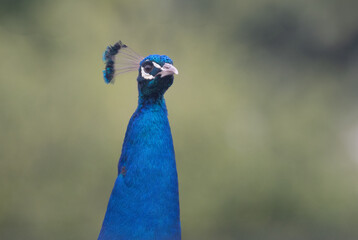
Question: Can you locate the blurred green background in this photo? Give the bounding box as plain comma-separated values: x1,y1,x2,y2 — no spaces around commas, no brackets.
1,0,358,239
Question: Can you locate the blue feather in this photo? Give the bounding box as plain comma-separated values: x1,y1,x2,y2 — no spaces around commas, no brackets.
98,44,180,239
102,41,125,84
102,41,142,84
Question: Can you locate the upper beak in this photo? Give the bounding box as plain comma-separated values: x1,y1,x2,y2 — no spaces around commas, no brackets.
158,63,179,77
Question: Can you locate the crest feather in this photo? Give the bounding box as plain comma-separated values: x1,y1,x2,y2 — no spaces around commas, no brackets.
102,41,143,84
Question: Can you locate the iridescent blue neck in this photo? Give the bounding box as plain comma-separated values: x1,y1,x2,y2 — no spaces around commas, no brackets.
138,93,166,110
98,95,181,240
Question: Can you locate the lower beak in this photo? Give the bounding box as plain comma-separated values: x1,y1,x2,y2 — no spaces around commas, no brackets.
158,63,179,77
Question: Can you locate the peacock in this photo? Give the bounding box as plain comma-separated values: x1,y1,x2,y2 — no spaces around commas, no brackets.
98,41,181,240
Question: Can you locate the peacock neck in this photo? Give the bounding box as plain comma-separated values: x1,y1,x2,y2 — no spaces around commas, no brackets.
97,93,181,240
120,94,173,175
138,93,165,108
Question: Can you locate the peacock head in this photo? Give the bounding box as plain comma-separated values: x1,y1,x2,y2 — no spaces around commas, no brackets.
102,41,178,99
137,55,178,98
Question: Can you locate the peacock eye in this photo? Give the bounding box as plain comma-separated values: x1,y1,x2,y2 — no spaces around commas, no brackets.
143,62,154,73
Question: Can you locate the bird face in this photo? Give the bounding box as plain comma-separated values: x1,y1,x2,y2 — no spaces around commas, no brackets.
137,55,178,98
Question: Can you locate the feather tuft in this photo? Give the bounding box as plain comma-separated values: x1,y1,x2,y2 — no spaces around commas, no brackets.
102,41,143,84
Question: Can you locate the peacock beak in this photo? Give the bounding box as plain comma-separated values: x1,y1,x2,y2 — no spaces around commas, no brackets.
158,63,179,77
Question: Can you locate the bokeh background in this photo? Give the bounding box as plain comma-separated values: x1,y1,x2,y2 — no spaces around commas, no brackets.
1,0,358,239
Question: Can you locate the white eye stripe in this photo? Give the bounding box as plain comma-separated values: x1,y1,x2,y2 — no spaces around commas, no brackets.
140,61,162,80
141,67,155,79
152,62,161,69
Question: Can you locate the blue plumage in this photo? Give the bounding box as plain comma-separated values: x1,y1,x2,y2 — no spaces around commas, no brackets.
102,41,126,84
98,42,180,240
